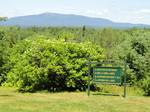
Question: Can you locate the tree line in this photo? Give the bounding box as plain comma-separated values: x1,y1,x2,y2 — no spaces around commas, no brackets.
0,26,150,95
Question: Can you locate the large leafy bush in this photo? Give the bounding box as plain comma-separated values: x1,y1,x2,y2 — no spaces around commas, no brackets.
4,38,104,92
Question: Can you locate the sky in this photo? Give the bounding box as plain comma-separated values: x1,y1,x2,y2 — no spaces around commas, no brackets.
0,0,150,24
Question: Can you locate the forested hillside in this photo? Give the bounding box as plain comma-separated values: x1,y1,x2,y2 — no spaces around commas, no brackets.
0,26,150,95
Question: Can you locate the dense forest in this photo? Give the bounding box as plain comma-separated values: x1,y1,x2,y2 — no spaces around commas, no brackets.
0,26,150,95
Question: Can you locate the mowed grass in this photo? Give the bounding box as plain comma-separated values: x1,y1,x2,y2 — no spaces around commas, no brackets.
0,87,150,112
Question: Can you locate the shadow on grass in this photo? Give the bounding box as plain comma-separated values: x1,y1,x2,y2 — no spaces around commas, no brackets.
92,92,121,96
0,94,14,97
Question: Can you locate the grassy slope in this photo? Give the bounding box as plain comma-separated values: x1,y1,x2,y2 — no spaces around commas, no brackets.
0,87,150,112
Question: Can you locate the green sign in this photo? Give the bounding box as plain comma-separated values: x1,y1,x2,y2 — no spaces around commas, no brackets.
93,67,122,84
87,61,127,98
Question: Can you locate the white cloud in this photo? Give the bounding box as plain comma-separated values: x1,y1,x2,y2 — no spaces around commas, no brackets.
83,9,109,18
84,10,103,16
140,9,150,13
103,9,109,13
135,9,150,14
0,9,29,18
131,16,144,19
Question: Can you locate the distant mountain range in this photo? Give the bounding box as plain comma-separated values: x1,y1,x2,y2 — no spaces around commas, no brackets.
0,13,150,28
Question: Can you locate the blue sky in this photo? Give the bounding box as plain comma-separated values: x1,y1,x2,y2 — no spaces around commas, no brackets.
0,0,150,24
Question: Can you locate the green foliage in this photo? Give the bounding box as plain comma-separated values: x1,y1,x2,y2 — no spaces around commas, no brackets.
124,37,148,79
114,32,150,95
0,26,150,95
4,38,104,92
140,77,150,96
0,30,8,84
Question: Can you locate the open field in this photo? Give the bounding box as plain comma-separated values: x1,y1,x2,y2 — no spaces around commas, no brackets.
0,87,150,112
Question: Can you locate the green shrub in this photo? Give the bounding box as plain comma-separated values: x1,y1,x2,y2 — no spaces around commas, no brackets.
115,37,150,83
114,34,150,95
3,37,104,92
140,77,150,96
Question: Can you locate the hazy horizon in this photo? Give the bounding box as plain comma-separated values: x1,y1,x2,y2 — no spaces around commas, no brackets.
0,0,150,24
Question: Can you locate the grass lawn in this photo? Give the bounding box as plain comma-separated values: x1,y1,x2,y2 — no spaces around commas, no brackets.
0,87,150,112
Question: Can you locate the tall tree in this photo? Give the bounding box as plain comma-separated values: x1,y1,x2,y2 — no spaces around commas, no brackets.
0,16,7,84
